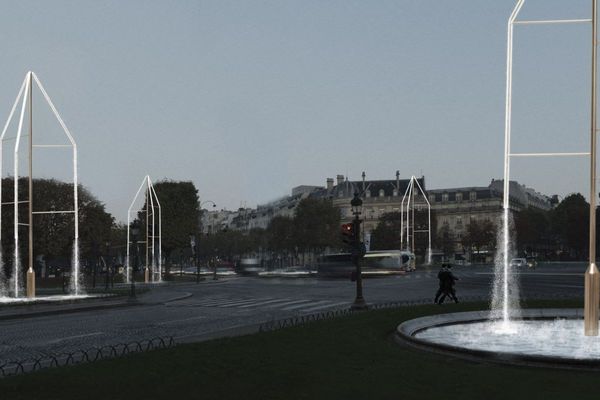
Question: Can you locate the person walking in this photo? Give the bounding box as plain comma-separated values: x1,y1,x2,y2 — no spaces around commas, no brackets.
438,264,459,304
434,263,449,304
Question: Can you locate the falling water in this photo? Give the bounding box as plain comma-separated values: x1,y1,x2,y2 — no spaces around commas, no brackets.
490,208,521,330
0,249,6,297
12,244,21,297
69,239,84,295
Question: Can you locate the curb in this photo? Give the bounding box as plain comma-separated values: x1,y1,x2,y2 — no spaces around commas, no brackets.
0,299,140,321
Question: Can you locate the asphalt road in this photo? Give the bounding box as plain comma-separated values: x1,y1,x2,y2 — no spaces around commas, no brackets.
0,262,588,362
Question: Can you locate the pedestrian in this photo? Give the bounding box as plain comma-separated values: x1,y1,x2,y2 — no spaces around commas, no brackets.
434,263,448,304
438,264,459,304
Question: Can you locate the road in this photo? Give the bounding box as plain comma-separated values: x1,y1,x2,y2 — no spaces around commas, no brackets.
0,262,588,362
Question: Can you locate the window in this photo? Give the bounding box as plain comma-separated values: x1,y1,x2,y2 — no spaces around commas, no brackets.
379,189,385,197
442,193,449,202
393,189,398,197
456,193,462,202
429,194,435,203
365,190,371,198
470,191,477,201
456,217,463,227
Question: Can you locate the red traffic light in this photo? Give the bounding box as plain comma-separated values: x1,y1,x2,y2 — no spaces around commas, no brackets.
341,223,355,244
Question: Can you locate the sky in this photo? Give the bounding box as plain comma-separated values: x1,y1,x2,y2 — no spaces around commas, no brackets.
0,0,595,222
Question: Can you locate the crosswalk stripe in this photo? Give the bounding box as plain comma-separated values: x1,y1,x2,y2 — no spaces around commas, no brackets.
301,301,348,313
280,300,325,311
237,298,291,308
193,299,243,306
263,299,311,309
214,299,266,307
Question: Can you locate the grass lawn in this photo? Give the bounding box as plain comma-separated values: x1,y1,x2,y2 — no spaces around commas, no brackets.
0,299,597,400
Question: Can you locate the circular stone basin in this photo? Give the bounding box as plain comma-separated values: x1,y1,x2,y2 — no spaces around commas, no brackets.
0,294,98,304
397,309,600,369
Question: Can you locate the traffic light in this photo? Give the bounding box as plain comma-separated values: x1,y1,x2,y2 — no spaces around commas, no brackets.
341,223,355,245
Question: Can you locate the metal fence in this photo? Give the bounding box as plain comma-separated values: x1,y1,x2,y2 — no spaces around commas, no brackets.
0,336,175,378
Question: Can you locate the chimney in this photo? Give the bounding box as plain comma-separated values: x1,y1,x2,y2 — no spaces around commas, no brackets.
336,174,344,186
326,178,334,190
396,170,400,189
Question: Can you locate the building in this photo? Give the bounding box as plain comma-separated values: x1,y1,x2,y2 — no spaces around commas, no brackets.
311,172,425,234
428,179,552,261
200,185,325,234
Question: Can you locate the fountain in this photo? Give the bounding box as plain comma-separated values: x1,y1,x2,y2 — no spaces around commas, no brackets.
0,71,86,301
400,175,432,266
126,175,162,284
396,0,600,367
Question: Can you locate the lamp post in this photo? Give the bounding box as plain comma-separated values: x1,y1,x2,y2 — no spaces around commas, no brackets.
200,200,218,280
351,192,368,310
190,234,199,284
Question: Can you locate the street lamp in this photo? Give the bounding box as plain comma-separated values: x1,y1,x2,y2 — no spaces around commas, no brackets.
190,234,199,284
200,200,218,279
350,192,367,310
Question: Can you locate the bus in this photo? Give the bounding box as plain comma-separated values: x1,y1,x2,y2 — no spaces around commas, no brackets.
317,250,415,278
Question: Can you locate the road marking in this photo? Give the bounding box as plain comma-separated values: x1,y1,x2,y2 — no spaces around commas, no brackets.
263,299,311,309
45,332,104,344
280,300,324,311
192,297,254,306
237,298,291,308
475,272,584,276
156,316,206,326
214,299,270,307
301,301,348,313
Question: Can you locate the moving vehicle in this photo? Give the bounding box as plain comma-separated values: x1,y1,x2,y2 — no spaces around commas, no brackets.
509,258,526,268
317,250,415,278
236,258,265,275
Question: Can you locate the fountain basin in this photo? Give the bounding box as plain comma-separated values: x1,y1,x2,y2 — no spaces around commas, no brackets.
396,309,600,369
0,294,109,305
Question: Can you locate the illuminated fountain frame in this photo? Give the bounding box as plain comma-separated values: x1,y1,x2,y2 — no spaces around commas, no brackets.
395,1,600,367
400,176,431,265
0,71,80,298
502,0,599,335
126,175,162,284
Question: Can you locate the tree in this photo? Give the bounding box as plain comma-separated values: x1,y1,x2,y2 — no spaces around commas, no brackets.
293,198,341,253
266,216,295,252
370,212,401,251
1,178,114,276
435,224,455,259
461,219,496,261
150,180,200,266
550,193,589,259
514,208,551,257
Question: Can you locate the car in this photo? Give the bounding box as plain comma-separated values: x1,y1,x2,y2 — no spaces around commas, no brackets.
525,257,538,269
509,258,526,268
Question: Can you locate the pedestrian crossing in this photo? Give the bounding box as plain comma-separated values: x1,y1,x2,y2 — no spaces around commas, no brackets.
174,295,349,313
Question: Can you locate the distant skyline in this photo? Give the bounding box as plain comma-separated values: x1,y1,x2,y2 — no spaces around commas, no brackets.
0,0,595,222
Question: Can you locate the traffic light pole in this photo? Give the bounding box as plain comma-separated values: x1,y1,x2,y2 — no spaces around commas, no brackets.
351,214,367,310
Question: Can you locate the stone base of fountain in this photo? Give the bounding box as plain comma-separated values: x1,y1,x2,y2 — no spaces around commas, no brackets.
396,309,600,370
0,293,111,306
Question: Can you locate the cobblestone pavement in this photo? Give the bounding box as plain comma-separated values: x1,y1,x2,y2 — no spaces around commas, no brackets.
0,262,586,361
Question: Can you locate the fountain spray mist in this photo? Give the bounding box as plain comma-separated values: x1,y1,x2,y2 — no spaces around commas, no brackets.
69,239,83,295
491,209,521,328
11,246,21,297
0,250,6,297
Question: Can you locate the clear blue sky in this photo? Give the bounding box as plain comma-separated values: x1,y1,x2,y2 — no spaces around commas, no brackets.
0,0,594,221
